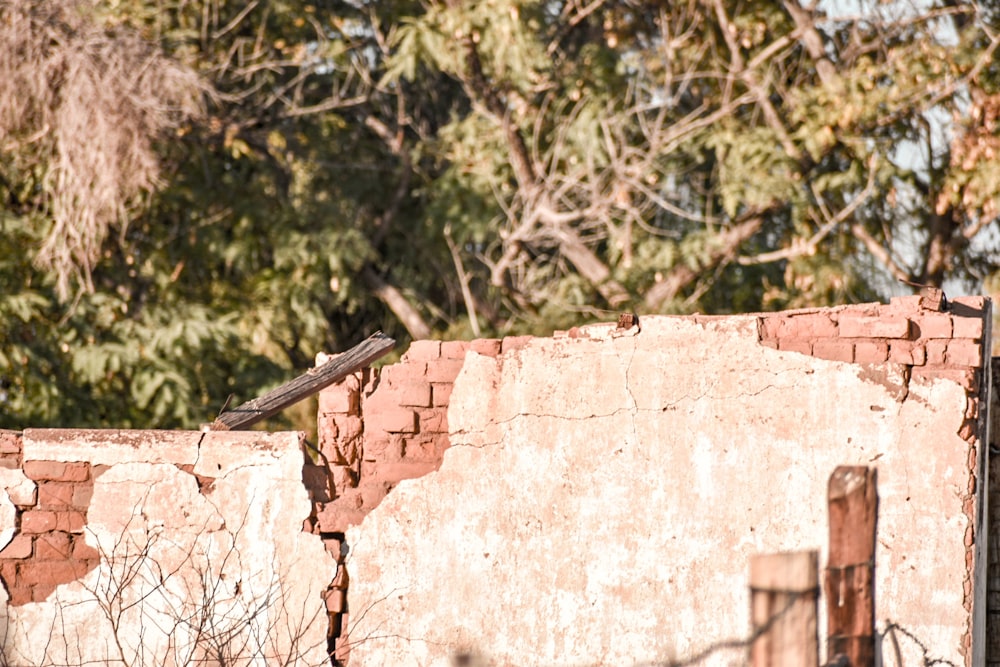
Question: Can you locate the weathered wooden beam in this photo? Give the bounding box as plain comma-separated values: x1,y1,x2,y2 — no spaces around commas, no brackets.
208,331,395,431
825,466,878,667
749,550,819,667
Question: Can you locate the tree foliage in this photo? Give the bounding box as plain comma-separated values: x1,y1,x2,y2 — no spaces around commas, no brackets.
2,0,999,428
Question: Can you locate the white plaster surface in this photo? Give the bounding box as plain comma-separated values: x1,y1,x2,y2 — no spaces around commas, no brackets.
0,468,34,551
347,316,973,666
3,431,332,666
0,467,36,507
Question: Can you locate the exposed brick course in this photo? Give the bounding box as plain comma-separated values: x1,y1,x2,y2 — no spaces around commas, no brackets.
839,315,913,339
854,340,889,363
0,534,32,559
0,430,22,456
469,338,502,357
21,510,57,534
23,460,90,482
812,339,854,362
402,340,441,361
314,336,474,542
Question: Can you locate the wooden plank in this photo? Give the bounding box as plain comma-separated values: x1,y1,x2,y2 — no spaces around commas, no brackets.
208,332,395,431
749,550,819,667
825,466,878,667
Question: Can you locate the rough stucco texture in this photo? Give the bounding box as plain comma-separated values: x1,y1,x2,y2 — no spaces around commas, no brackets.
0,430,333,666
347,315,975,666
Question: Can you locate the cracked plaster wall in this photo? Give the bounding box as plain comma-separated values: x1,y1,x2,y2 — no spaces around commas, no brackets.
0,429,333,666
341,304,990,667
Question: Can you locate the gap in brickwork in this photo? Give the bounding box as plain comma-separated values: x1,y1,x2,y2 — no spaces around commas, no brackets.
0,451,101,605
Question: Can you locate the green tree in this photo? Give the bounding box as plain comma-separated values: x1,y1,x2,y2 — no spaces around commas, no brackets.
2,0,999,428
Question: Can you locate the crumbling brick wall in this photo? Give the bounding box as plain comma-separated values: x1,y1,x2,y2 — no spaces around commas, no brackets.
0,431,99,605
310,336,539,661
755,294,991,661
0,430,332,665
310,337,528,533
312,296,992,667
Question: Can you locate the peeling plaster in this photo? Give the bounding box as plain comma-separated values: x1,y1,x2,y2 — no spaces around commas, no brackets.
2,431,333,666
348,315,975,667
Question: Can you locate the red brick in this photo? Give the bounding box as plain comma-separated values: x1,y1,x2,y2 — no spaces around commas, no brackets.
363,434,404,462
402,437,439,462
61,463,89,482
888,340,926,365
33,531,71,560
853,340,888,363
55,511,86,533
329,465,356,493
0,431,21,455
759,338,778,349
378,363,423,387
777,339,811,355
24,461,90,482
23,460,88,482
334,415,362,442
947,341,983,367
23,461,66,481
838,316,913,339
365,408,417,438
21,510,57,534
0,534,33,559
372,461,439,485
500,336,533,353
440,340,470,359
18,560,87,585
889,295,922,312
325,588,346,613
469,339,501,357
7,585,32,606
426,359,466,383
759,316,786,339
359,482,389,509
418,409,446,434
362,383,410,413
811,339,854,362
318,386,359,414
951,296,987,312
315,504,367,532
365,408,417,433
403,340,441,362
959,420,976,442
919,288,946,311
397,383,433,408
913,313,953,339
71,537,99,561
925,340,947,365
329,488,364,510
431,383,454,407
37,482,75,508
787,314,837,337
953,316,984,341
32,582,57,602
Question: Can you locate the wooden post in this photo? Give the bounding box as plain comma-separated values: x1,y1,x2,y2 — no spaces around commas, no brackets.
825,466,877,667
208,331,395,431
749,550,819,667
